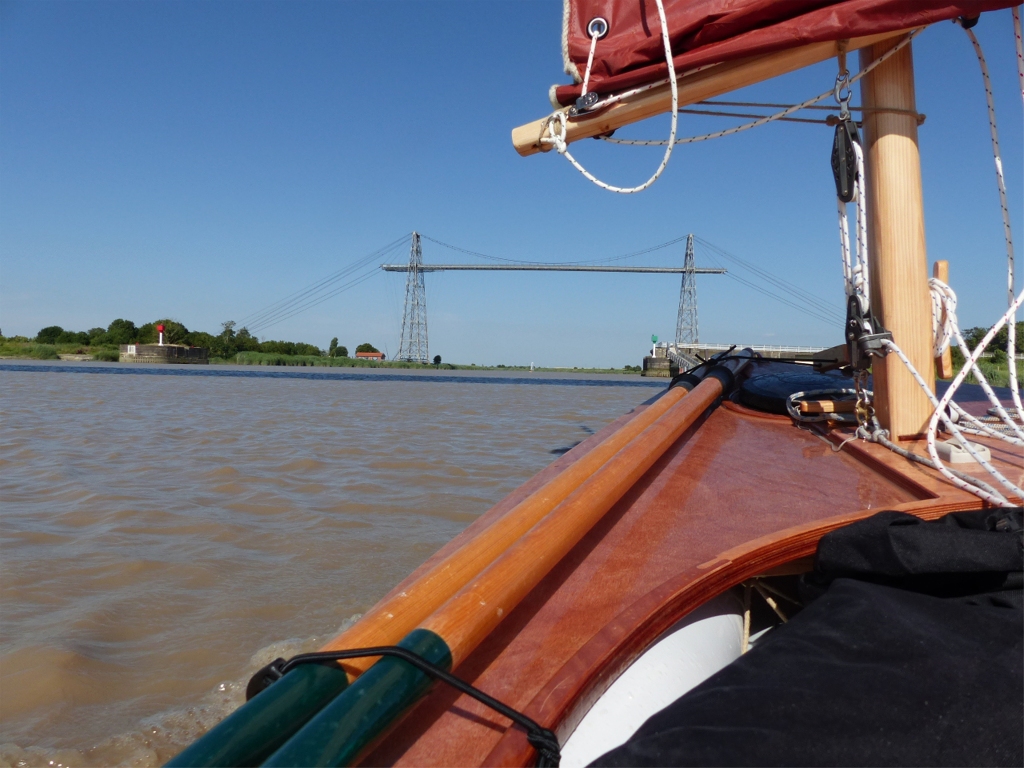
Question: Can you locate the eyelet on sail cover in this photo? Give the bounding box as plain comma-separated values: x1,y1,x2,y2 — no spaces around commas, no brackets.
587,17,608,39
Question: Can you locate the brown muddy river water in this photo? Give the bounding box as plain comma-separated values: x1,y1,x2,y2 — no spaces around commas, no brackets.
0,361,661,766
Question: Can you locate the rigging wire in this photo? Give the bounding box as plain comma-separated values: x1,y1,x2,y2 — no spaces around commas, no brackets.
383,268,404,356
693,240,845,328
699,251,845,329
591,32,919,148
963,20,1022,416
420,233,691,266
248,267,385,335
239,235,411,330
243,238,410,334
241,229,847,337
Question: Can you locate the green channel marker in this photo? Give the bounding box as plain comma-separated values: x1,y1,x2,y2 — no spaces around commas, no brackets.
165,663,350,767
261,629,452,767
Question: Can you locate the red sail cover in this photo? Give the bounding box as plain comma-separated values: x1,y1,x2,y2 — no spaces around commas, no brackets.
555,0,1016,106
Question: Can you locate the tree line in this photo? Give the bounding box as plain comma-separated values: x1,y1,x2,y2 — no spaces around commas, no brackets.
21,318,384,360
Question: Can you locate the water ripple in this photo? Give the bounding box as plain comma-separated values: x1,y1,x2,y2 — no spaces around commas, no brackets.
0,364,654,764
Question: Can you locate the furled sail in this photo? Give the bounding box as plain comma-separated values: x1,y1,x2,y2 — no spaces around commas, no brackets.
555,0,1017,107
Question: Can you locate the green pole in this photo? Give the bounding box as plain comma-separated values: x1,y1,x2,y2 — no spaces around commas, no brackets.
261,629,452,767
165,663,349,768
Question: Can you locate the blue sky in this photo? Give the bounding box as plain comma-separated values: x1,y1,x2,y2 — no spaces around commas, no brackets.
1,1,1021,368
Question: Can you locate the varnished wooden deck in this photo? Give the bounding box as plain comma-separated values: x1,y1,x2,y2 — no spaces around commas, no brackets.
357,363,1020,767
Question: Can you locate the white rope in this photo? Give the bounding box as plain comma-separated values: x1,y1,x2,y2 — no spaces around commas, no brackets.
596,32,920,148
863,413,1013,505
933,287,1024,444
859,282,1024,507
929,276,954,358
580,33,599,97
883,321,1024,506
928,282,1023,446
831,24,1022,507
838,141,871,308
963,23,1022,416
1013,7,1024,104
541,27,918,190
542,0,678,194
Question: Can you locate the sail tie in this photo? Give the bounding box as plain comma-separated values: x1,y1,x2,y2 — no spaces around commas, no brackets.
541,0,678,194
577,17,607,107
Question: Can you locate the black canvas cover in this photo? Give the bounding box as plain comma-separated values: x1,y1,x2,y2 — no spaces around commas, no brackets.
592,508,1023,767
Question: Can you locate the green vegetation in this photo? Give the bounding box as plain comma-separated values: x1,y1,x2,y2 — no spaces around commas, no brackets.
235,352,445,369
0,318,331,362
943,321,1024,388
946,352,1023,388
231,351,643,374
0,341,60,360
328,338,349,358
1,320,647,374
961,321,1023,355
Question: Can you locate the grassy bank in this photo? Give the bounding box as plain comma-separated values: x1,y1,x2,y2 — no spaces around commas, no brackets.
0,340,125,361
0,341,60,360
948,359,1024,389
0,342,638,373
1,341,1017,384
232,351,459,369
230,351,641,374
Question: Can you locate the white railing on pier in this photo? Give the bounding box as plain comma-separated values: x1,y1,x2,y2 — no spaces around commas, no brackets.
658,342,827,355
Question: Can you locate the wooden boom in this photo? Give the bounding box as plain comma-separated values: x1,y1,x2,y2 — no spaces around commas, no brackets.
511,30,910,157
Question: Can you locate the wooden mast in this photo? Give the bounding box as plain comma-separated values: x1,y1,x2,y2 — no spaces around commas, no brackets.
510,30,936,438
859,39,935,438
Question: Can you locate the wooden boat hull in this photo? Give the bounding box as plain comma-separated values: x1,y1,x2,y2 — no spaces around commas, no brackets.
355,363,1016,766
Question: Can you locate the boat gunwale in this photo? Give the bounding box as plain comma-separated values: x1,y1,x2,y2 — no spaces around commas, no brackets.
357,370,1016,766
482,495,986,766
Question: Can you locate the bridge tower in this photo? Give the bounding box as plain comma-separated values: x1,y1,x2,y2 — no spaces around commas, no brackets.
675,233,698,345
397,232,429,363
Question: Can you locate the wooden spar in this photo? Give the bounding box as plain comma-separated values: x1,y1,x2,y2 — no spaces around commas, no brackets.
421,366,743,667
511,30,910,157
933,260,954,379
174,382,703,767
317,383,690,679
859,38,935,439
261,361,750,767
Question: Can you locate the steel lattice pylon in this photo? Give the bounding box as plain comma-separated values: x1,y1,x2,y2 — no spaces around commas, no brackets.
397,232,429,363
675,233,699,345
